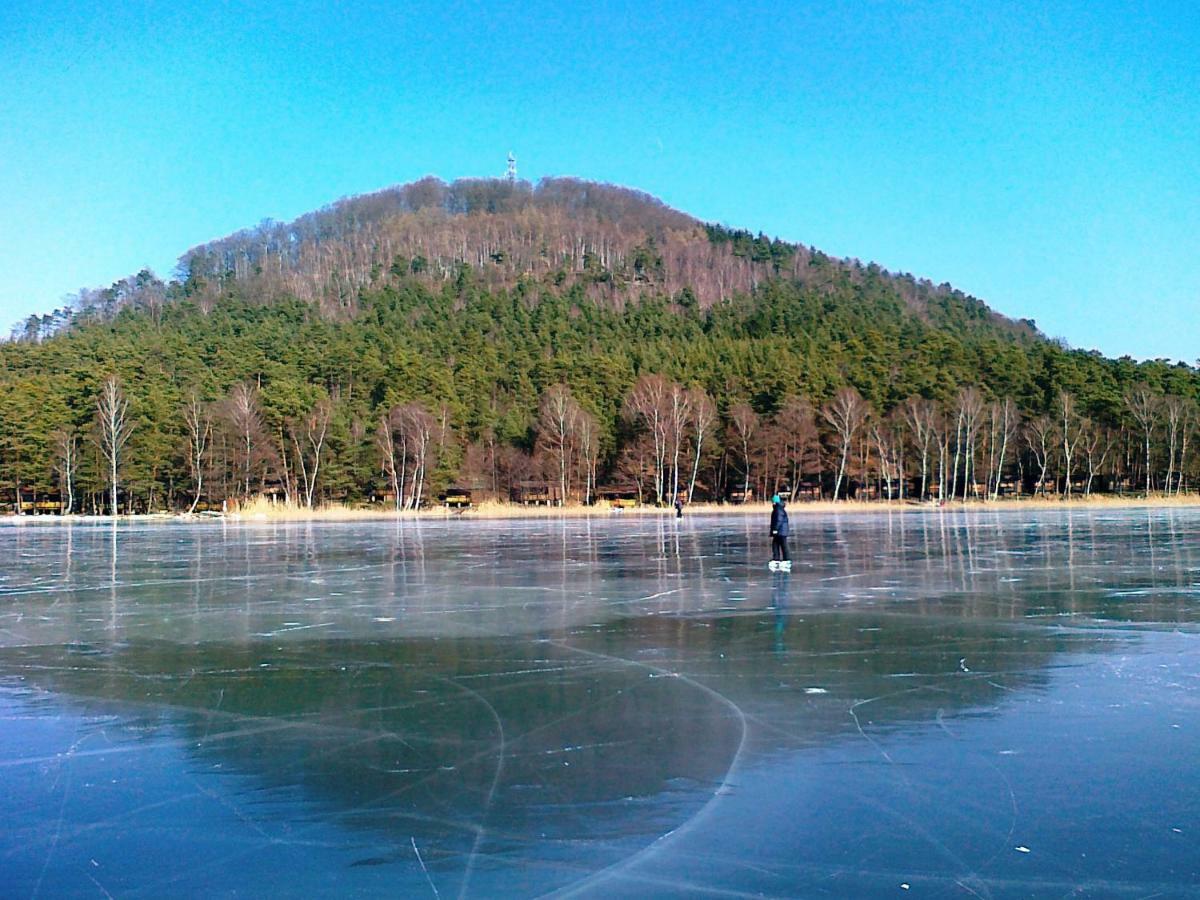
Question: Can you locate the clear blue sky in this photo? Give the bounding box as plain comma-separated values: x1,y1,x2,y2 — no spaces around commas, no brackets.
2,0,1197,362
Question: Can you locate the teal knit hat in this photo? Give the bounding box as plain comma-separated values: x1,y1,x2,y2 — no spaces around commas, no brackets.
772,494,781,504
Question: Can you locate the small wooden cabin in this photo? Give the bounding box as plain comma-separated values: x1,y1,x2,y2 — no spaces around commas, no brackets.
511,481,561,506
440,486,473,509
0,489,64,515
792,479,822,501
597,485,639,509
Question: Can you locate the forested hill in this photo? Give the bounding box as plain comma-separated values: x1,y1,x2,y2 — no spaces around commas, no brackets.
34,177,1037,344
1,176,1197,513
183,175,1038,341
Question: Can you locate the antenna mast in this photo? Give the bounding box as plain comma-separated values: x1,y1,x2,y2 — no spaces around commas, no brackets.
506,152,517,182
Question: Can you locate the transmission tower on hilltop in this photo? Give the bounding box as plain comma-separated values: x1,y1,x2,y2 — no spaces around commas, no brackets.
506,152,517,182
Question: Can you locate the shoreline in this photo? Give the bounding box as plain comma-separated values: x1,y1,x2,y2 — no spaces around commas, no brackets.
2,494,1199,525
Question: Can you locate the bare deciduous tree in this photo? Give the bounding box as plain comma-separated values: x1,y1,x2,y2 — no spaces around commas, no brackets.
902,397,937,500
665,383,692,503
1081,419,1113,497
823,387,868,501
952,387,985,501
291,397,333,509
536,384,582,504
1124,384,1159,494
51,428,79,515
729,401,759,501
615,433,655,504
1162,396,1196,495
1058,391,1082,497
1025,415,1054,497
987,399,1018,501
223,382,267,500
577,408,600,505
624,374,670,504
94,376,134,516
870,417,902,500
376,401,442,511
376,411,405,511
1179,400,1196,494
397,403,436,509
776,396,818,496
686,388,717,503
183,394,213,513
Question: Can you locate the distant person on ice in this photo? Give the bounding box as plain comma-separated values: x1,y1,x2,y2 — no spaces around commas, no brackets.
769,494,791,571
674,496,684,518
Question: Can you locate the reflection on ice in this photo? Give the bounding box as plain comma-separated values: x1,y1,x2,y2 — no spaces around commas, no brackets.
1,508,1199,896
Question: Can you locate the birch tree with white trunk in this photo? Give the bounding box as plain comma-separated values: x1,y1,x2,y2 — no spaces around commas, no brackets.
1058,391,1083,498
577,407,600,505
624,375,670,504
954,387,985,501
1081,419,1113,497
1025,415,1054,497
729,402,759,501
988,399,1018,501
291,397,333,509
183,394,213,513
1124,384,1159,494
51,428,79,515
822,387,867,501
902,397,937,500
665,383,692,504
1162,396,1195,495
685,388,716,503
224,382,266,500
376,411,405,511
95,376,134,516
536,384,581,505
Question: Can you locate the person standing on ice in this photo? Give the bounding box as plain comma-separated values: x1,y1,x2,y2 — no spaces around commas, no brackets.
769,494,791,571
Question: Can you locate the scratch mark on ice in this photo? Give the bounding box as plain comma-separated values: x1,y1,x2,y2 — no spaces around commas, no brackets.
412,836,441,899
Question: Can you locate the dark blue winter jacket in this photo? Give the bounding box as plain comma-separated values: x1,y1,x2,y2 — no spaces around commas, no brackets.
770,504,790,537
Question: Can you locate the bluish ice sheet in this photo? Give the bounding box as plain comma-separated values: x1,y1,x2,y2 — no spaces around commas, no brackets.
1,508,1198,897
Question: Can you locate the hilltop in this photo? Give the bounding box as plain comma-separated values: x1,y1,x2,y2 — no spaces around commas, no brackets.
45,177,1036,345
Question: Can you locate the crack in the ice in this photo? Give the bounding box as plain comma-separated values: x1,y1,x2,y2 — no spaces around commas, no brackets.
441,675,506,900
538,639,749,900
30,715,78,900
412,835,441,898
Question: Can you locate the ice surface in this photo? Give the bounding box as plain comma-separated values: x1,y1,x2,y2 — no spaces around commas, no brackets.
1,508,1199,897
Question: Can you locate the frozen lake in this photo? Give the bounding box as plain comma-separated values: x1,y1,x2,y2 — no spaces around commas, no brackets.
1,509,1198,897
